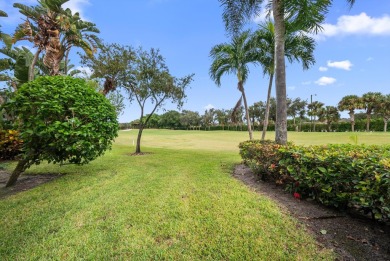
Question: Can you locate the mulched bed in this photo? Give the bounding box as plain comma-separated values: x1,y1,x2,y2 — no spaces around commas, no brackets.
233,164,390,261
0,170,63,199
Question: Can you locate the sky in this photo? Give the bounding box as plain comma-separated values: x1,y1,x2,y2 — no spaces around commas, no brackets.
1,0,390,123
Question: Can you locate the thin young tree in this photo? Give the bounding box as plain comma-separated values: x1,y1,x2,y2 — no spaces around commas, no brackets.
125,48,193,153
362,92,382,131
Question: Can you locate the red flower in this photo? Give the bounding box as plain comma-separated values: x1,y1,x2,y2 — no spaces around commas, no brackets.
293,192,301,199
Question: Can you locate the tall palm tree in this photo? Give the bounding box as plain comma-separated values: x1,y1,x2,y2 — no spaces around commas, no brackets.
338,95,363,132
12,0,99,80
251,21,315,140
362,92,382,131
209,30,259,140
219,0,356,144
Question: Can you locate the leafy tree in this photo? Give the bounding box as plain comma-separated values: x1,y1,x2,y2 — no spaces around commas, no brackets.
219,0,355,144
142,114,161,128
1,76,118,187
209,30,258,140
338,95,363,132
80,43,135,95
125,48,193,153
248,101,265,127
362,92,382,131
159,110,182,129
374,94,390,132
202,109,216,130
308,100,324,131
318,106,340,132
180,110,201,130
251,21,315,140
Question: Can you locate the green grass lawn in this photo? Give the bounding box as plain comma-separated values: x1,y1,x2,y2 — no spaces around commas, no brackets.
1,130,388,260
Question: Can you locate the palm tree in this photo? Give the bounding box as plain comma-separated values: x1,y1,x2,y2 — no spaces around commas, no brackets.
219,0,356,144
362,92,382,131
12,0,99,80
375,94,390,132
0,10,11,48
318,106,340,132
308,101,324,132
338,95,363,132
209,30,259,140
251,21,315,140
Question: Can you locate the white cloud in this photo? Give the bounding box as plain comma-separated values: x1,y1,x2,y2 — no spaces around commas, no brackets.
74,66,93,78
318,12,390,39
319,66,328,72
204,104,214,111
301,81,311,85
63,0,91,20
366,57,374,62
327,60,353,71
315,77,336,86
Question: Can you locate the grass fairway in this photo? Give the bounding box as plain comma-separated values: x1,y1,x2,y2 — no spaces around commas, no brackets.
2,130,388,260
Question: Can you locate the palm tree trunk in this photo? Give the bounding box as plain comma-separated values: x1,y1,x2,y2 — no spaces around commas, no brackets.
384,119,388,132
366,113,371,131
262,73,274,141
29,49,41,81
64,49,71,75
239,82,253,140
6,158,29,187
349,111,355,132
273,0,287,145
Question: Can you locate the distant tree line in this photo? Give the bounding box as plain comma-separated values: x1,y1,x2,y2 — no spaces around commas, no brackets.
122,91,390,133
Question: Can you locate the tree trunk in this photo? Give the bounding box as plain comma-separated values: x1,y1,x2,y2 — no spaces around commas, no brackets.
384,119,388,132
64,49,70,75
29,49,41,81
349,111,355,132
239,82,253,140
366,113,371,131
6,158,29,187
262,73,274,141
135,126,144,154
273,0,287,145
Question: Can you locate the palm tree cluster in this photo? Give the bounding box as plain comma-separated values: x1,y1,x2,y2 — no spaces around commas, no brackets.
0,0,100,88
210,21,315,141
217,0,357,144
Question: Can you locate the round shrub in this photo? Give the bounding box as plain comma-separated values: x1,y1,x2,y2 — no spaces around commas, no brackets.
3,76,118,168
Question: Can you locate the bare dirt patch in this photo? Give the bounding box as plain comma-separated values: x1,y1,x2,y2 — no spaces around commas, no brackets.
0,170,63,199
233,164,390,261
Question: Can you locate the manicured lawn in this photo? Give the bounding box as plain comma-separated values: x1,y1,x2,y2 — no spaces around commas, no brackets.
2,130,388,259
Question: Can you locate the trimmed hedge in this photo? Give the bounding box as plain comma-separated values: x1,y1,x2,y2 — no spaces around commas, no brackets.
239,140,390,221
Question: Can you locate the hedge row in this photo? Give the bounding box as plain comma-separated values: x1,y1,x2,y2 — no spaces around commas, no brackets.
121,119,388,132
239,140,390,221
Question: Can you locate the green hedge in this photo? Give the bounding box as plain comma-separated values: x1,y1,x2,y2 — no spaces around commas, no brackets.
239,140,390,221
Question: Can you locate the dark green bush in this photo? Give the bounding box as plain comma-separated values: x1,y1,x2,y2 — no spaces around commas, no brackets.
0,129,23,160
2,76,119,169
239,141,390,221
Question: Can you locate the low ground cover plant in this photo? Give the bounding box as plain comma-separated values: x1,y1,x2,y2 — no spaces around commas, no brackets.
0,130,22,160
239,140,390,221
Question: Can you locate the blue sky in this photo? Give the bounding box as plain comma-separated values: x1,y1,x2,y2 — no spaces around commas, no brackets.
1,0,390,123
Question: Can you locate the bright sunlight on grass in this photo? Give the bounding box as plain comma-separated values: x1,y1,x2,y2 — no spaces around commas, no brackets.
2,130,388,259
